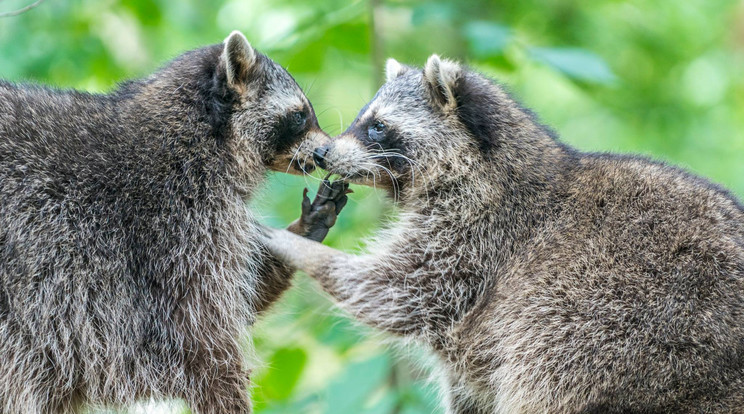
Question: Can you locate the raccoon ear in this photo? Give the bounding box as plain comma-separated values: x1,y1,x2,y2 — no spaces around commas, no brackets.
423,54,461,113
385,58,409,82
222,30,257,88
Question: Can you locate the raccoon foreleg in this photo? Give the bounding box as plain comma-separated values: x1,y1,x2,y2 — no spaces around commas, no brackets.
259,226,351,280
253,180,349,313
260,227,428,337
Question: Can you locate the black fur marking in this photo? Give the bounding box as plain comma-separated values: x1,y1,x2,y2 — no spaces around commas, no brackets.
453,72,506,154
205,45,240,145
454,71,563,155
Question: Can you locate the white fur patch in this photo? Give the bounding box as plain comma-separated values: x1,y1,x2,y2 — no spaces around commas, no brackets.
264,87,306,114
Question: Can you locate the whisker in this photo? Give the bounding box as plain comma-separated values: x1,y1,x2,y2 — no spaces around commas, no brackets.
374,163,400,204
358,162,379,193
284,144,304,175
367,150,432,207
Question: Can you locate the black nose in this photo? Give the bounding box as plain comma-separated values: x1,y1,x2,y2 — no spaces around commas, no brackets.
312,146,329,169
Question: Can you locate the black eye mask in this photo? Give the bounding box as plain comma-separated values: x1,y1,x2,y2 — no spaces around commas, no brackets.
271,108,314,153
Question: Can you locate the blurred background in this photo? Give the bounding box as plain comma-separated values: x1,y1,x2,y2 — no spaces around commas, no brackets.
2,0,743,412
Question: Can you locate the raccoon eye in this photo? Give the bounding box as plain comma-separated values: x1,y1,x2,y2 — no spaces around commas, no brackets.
291,111,306,128
368,122,386,141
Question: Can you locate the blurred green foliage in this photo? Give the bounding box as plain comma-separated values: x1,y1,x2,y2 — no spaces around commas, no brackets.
2,0,743,412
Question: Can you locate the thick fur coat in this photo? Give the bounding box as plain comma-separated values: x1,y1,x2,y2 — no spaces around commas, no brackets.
0,31,327,413
265,56,744,413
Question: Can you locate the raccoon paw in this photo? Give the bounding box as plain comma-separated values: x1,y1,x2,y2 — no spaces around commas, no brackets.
293,179,350,242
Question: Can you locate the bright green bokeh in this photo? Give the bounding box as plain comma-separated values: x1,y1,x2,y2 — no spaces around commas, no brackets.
2,0,743,412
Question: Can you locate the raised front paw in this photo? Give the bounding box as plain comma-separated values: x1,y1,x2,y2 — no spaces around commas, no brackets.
292,179,350,242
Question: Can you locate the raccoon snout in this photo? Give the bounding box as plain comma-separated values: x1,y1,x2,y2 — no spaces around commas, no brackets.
312,146,330,169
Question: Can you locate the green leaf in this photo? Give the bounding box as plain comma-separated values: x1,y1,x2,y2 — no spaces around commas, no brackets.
257,394,320,414
411,3,457,26
325,353,392,414
463,21,512,58
313,313,368,352
529,47,617,84
257,347,308,402
122,0,163,27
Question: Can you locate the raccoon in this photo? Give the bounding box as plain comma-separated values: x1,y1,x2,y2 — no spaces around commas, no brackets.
0,31,344,413
261,55,744,413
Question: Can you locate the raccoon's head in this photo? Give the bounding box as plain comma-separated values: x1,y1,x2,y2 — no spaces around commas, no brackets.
313,54,548,202
217,31,326,176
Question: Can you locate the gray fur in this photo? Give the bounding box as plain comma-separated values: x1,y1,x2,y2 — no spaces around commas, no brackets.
262,56,744,413
0,31,326,413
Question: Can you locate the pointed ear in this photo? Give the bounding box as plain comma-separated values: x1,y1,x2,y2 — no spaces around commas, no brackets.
222,30,257,88
423,54,461,112
385,58,409,83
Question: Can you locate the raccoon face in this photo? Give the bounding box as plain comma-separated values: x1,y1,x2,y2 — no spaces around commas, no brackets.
219,31,327,175
313,55,490,198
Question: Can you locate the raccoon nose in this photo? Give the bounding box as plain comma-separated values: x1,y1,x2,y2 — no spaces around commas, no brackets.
312,146,329,169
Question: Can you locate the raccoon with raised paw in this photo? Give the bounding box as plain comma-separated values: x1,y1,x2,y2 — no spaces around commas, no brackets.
262,55,744,413
0,31,347,413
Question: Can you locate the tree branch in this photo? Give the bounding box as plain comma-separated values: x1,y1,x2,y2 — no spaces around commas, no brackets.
0,0,45,18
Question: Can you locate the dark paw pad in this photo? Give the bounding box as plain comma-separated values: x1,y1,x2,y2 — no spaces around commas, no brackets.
298,179,350,242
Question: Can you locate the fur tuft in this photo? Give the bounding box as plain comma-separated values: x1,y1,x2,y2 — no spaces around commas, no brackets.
423,54,461,112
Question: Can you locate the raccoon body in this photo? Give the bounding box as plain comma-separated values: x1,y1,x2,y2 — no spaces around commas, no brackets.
0,31,325,413
264,56,744,413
